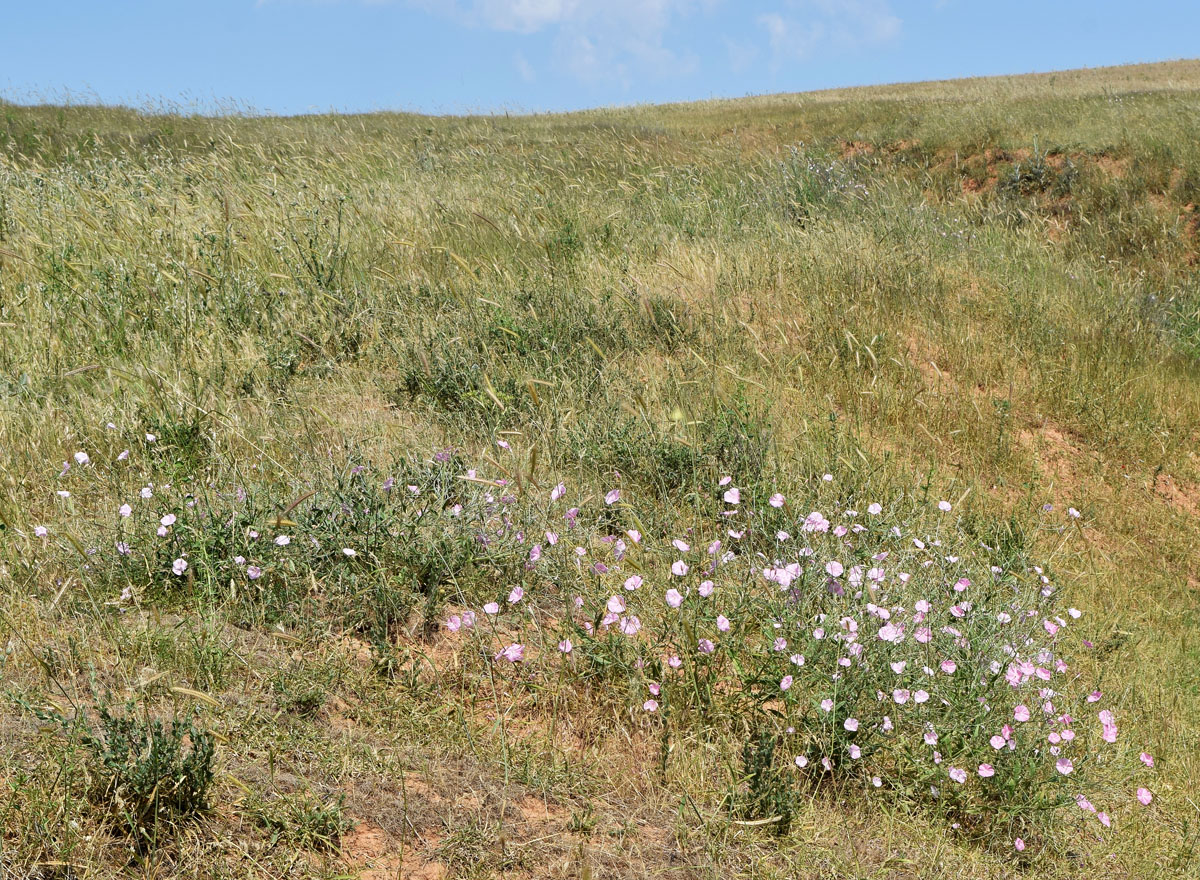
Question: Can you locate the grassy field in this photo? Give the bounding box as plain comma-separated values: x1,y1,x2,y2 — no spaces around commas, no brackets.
2,59,1199,879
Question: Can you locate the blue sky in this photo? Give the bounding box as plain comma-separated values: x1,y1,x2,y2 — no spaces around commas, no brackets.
3,1,1198,115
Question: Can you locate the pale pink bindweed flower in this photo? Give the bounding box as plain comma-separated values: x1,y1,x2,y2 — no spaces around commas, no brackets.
868,503,882,515
844,718,859,732
671,560,688,577
794,755,808,768
483,602,500,615
978,764,995,778
274,535,290,546
495,643,524,663
723,487,740,505
769,493,785,508
938,500,952,512
607,595,625,614
247,565,262,579
74,451,89,466
643,699,659,712
342,547,356,557
825,560,844,578
780,675,793,690
604,489,620,505
1055,758,1074,775
716,615,731,632
665,588,683,608
558,640,573,653
172,558,188,576
1014,705,1031,722
948,767,967,784
624,574,643,591
819,698,833,712
1140,752,1155,768
698,580,714,597
1014,838,1026,852
1137,787,1153,805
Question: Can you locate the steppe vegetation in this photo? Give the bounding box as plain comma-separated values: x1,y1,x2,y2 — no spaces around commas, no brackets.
1,60,1199,878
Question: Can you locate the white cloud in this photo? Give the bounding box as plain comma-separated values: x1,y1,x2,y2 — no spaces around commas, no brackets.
413,0,705,86
514,50,536,82
758,0,900,62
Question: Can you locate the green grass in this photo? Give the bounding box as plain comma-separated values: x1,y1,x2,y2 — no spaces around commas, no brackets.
1,59,1199,878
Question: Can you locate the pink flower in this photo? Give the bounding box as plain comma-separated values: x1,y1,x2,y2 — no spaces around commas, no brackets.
723,487,741,505
246,565,262,579
794,755,809,768
483,602,500,615
868,503,882,515
1098,812,1111,828
769,493,785,508
665,588,683,608
1014,705,1031,722
643,699,659,712
160,513,176,527
819,698,833,712
508,586,524,604
698,580,714,597
924,730,939,746
948,767,967,783
978,764,995,778
780,675,793,691
605,489,620,505
938,500,952,512
558,640,573,653
607,595,625,614
1014,838,1025,852
1055,758,1074,775
624,574,643,591
825,560,844,578
1137,787,1153,806
495,643,525,663
844,718,859,732
671,560,689,577
1140,752,1155,768
446,615,462,632
893,689,910,704
940,659,957,674
172,558,188,576
550,482,566,502
848,744,861,759
913,690,929,703
990,735,1006,750
697,639,715,654
716,615,731,632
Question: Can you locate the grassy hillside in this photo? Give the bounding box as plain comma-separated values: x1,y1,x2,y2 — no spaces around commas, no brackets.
1,60,1198,878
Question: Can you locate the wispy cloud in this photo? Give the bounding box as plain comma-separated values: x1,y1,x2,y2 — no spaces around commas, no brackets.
410,0,705,86
513,50,536,82
758,0,900,63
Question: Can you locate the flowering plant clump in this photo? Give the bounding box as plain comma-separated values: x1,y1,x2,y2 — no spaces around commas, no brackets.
443,472,1158,845
23,439,1158,850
